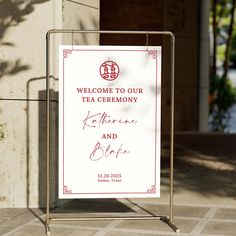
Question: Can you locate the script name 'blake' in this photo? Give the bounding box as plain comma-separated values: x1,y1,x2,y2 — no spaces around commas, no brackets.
89,141,130,161
82,110,138,130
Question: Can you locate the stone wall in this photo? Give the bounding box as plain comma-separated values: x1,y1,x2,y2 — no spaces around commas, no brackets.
0,0,63,208
0,0,100,208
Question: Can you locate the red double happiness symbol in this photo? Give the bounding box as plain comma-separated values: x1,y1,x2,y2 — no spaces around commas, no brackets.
99,61,120,81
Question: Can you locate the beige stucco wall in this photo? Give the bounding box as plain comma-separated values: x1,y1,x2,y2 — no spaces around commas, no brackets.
0,0,100,208
62,0,100,44
0,0,62,208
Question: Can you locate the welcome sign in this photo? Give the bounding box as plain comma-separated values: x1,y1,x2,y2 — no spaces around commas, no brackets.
59,46,161,198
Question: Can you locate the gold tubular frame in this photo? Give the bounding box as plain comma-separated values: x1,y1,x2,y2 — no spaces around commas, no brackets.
45,30,179,235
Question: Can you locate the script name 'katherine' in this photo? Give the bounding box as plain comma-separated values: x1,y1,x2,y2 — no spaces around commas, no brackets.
83,110,138,130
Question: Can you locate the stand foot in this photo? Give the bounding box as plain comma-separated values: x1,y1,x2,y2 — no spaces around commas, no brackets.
45,224,51,236
161,217,180,233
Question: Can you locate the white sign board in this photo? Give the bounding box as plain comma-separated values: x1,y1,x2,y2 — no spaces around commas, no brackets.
59,46,161,198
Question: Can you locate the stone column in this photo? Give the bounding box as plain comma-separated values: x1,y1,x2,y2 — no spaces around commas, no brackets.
198,0,210,131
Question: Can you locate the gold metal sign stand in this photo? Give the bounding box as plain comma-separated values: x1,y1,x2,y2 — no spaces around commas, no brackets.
45,30,179,235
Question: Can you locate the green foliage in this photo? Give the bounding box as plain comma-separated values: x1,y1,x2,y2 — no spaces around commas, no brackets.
215,79,236,111
210,0,236,131
209,75,236,131
229,29,236,66
217,44,226,62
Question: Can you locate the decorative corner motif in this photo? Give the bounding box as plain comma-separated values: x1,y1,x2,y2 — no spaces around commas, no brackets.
147,185,156,194
148,50,158,59
63,185,72,194
63,49,72,58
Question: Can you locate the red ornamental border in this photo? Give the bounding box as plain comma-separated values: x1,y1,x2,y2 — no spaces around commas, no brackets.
62,48,159,196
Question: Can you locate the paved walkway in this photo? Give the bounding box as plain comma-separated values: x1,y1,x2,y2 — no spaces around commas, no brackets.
1,133,236,235
1,201,236,236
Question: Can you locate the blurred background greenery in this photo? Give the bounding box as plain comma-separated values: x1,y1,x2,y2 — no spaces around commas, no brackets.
209,0,236,131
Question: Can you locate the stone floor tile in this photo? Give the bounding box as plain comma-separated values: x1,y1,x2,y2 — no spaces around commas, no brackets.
202,222,236,235
213,208,236,220
8,225,97,236
174,206,210,218
50,219,112,227
106,232,156,236
135,204,209,218
0,209,44,235
0,226,16,236
116,219,198,233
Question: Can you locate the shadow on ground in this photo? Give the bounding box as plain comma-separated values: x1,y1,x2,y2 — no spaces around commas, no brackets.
51,199,134,213
162,133,236,199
